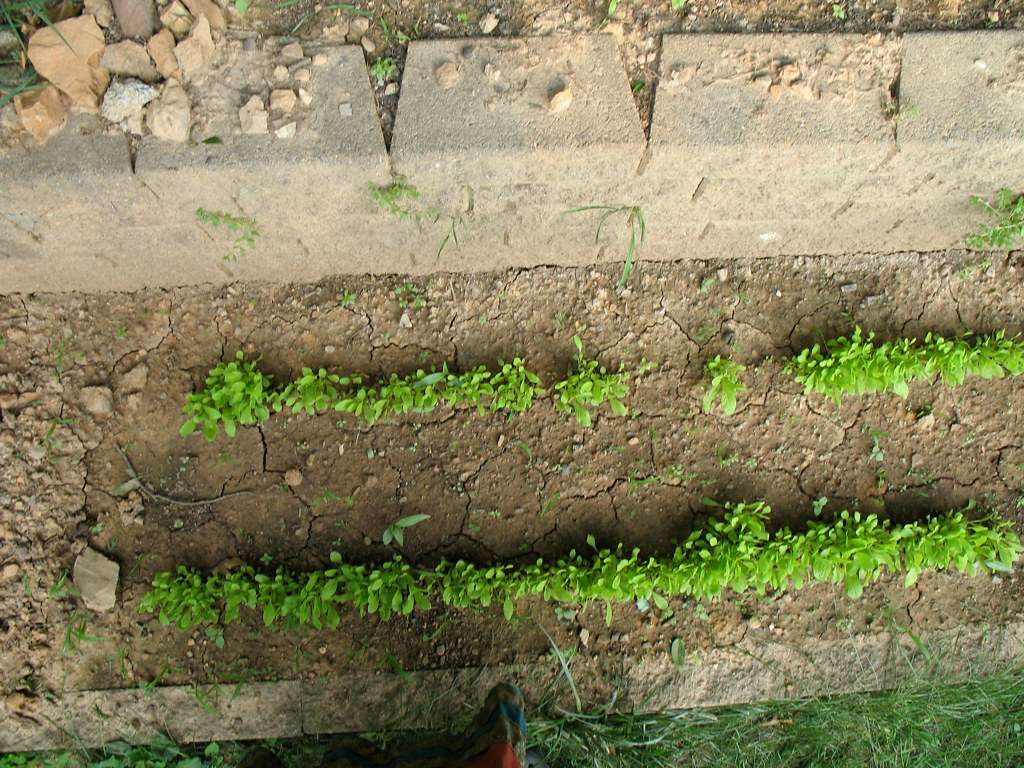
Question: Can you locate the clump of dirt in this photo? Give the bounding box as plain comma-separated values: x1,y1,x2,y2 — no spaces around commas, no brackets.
1,250,1023,707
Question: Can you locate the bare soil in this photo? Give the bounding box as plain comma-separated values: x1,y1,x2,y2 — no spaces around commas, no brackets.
1,250,1023,707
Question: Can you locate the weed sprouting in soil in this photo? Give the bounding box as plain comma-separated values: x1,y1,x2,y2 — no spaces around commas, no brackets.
140,501,1021,631
965,189,1024,250
786,328,1024,403
195,208,260,262
382,513,430,547
369,177,421,220
702,355,746,415
394,281,426,310
564,205,646,288
369,56,397,84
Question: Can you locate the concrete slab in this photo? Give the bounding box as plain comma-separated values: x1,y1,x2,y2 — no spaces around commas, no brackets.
644,33,900,259
389,35,647,272
890,32,1024,249
129,40,389,287
0,116,134,292
1,40,389,293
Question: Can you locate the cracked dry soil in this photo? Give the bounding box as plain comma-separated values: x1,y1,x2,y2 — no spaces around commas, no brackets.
1,250,1023,700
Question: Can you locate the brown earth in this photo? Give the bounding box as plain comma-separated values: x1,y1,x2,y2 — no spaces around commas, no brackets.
1,249,1023,707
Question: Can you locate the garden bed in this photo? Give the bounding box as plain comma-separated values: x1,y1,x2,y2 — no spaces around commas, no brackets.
1,249,1024,729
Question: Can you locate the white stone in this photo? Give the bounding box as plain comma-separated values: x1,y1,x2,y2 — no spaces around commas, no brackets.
101,78,158,123
73,548,119,612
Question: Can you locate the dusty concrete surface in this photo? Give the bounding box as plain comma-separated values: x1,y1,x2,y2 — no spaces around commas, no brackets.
1,31,1020,289
889,32,1024,249
4,620,1020,750
644,33,900,258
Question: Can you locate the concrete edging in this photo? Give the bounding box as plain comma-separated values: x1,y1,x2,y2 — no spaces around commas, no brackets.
1,31,1022,292
3,619,1022,751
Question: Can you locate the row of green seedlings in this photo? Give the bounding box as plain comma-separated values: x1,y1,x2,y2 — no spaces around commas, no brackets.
140,500,1020,631
702,328,1024,415
181,336,628,440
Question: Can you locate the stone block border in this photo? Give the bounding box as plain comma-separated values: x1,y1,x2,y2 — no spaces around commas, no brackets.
2,619,1021,751
1,31,1022,293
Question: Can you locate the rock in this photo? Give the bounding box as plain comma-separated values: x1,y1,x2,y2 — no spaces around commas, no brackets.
435,61,459,89
338,102,352,117
280,41,304,63
548,86,572,113
238,95,268,134
1,563,19,582
297,87,312,106
272,64,289,81
148,29,180,78
579,627,590,647
146,79,190,141
349,17,369,37
398,311,412,329
101,78,158,123
0,29,19,59
173,14,214,82
294,68,310,83
270,88,296,114
323,20,348,40
27,16,109,113
85,0,115,27
384,82,398,96
840,282,858,293
360,36,375,54
111,0,159,38
212,557,244,574
159,0,193,39
120,363,149,393
480,13,498,33
102,40,160,82
275,121,296,139
14,86,67,145
73,548,119,612
312,53,328,66
285,468,303,487
915,413,936,432
181,0,225,35
81,386,113,415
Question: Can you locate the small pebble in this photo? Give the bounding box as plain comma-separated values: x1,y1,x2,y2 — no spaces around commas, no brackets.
548,86,572,113
435,61,460,89
338,103,352,117
480,13,498,33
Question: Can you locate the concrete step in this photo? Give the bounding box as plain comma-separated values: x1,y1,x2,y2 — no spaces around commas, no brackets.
1,31,1022,292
